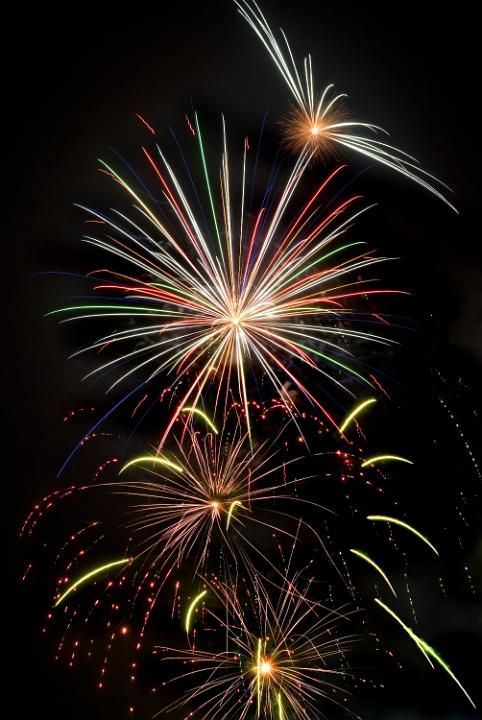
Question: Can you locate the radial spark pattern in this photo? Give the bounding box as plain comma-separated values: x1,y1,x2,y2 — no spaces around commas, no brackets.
158,574,358,720
51,127,400,444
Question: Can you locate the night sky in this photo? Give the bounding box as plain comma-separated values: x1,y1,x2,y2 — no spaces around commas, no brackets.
7,2,481,719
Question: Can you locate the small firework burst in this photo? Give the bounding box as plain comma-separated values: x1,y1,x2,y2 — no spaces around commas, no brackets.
157,572,358,720
235,0,455,210
110,415,334,587
281,94,347,162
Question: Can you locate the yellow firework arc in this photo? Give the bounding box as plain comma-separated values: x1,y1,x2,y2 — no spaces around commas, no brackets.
119,455,184,475
361,454,413,468
339,398,377,433
367,515,439,555
350,549,396,596
185,590,208,632
54,559,130,607
181,407,218,434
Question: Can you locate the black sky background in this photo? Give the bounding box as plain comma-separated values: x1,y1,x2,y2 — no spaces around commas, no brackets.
6,2,482,719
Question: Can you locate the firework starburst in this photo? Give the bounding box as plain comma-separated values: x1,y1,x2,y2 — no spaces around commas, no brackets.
51,125,400,449
110,416,334,587
158,573,358,720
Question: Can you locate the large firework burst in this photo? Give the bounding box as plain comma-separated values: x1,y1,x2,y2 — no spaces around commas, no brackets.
50,119,400,456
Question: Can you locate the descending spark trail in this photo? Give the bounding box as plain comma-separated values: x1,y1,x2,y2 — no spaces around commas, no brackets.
350,548,396,596
367,515,439,555
375,598,476,708
226,500,243,529
234,0,456,211
339,397,377,433
185,590,208,632
361,454,413,468
181,407,218,434
54,558,130,607
278,692,284,720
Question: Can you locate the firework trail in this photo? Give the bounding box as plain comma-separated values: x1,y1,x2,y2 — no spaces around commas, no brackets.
22,390,478,710
375,598,476,708
54,558,131,607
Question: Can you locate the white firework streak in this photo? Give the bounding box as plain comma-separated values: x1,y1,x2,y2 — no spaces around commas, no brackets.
235,0,456,211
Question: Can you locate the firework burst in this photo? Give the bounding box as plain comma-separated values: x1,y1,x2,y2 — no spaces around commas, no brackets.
25,3,479,716
157,572,359,720
109,415,336,589
235,0,456,211
50,118,402,457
